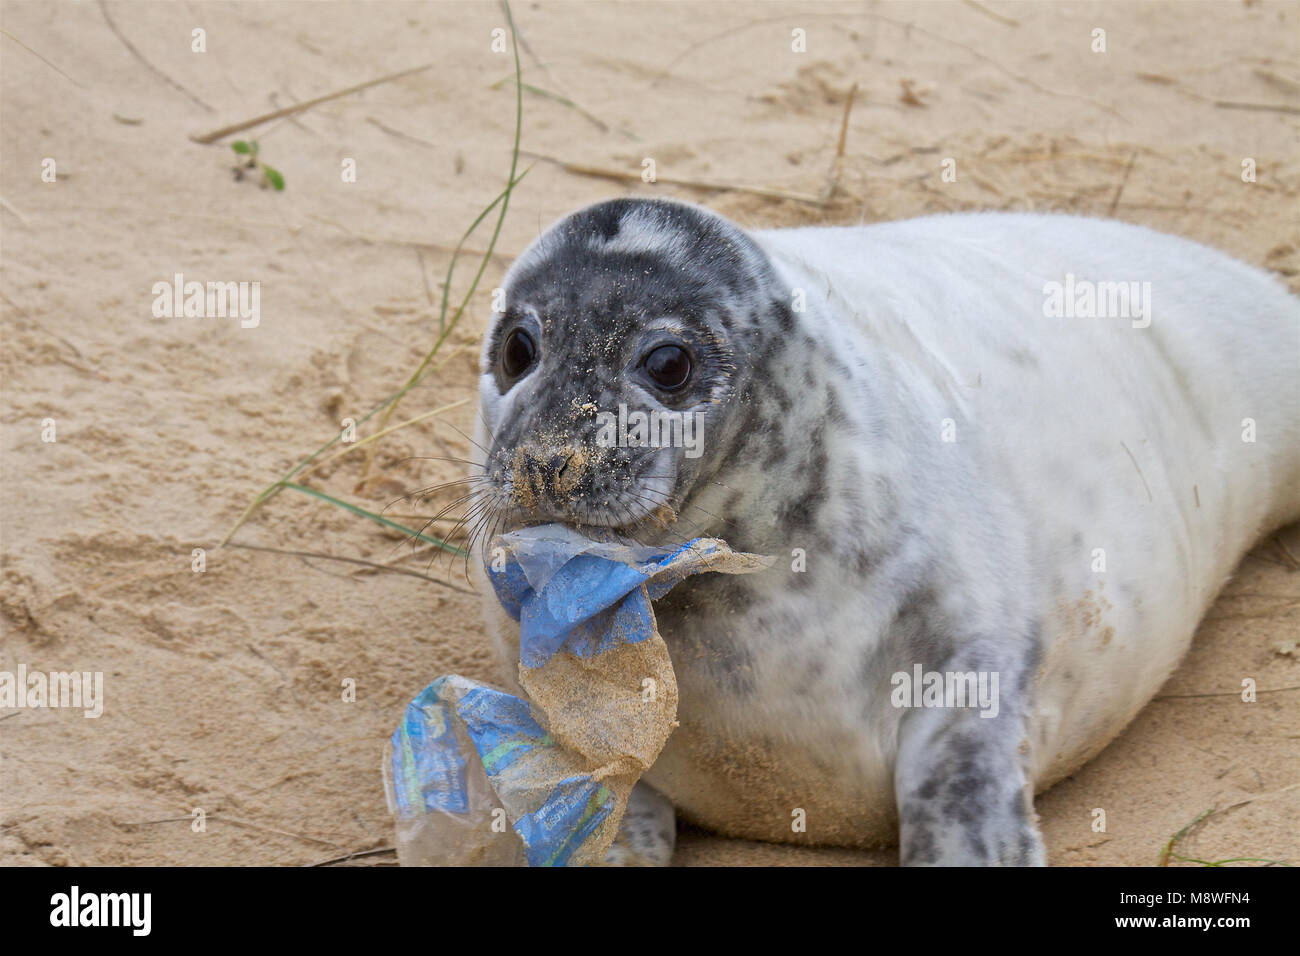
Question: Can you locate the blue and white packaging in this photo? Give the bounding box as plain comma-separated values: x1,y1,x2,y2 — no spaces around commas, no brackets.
384,526,771,866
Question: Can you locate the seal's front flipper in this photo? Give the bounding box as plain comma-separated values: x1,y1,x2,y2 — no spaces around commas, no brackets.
893,642,1045,866
604,782,676,866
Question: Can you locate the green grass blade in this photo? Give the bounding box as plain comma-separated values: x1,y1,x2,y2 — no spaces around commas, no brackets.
223,1,525,551
281,482,467,557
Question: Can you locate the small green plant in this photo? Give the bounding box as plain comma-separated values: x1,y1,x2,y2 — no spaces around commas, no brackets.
231,139,285,191
222,1,527,570
1158,808,1292,867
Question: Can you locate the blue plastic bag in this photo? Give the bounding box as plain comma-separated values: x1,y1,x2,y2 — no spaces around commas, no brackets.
384,525,771,866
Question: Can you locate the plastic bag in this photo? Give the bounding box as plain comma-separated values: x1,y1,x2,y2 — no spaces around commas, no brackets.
383,525,772,866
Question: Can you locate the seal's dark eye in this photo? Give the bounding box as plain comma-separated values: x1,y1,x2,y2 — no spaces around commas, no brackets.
500,328,536,381
643,344,692,390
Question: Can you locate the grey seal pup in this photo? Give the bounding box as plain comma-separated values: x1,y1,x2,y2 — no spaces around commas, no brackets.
468,197,1300,865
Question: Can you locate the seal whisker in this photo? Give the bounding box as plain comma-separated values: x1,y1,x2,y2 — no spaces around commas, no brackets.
466,491,507,558
396,455,488,469
432,417,493,459
455,498,503,581
410,490,485,543
617,491,708,550
385,476,487,513
429,496,494,575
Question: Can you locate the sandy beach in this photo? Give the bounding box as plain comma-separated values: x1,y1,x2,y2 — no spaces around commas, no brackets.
1,0,1296,866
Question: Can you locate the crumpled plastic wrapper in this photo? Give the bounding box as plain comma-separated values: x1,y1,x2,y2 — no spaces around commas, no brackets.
382,525,772,867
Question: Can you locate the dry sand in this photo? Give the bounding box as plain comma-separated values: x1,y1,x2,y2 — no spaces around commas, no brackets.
1,0,1296,866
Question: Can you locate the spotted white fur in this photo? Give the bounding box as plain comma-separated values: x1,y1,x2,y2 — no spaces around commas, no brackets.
473,200,1300,865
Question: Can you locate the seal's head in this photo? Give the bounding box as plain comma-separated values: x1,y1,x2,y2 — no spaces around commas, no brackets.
475,198,792,543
